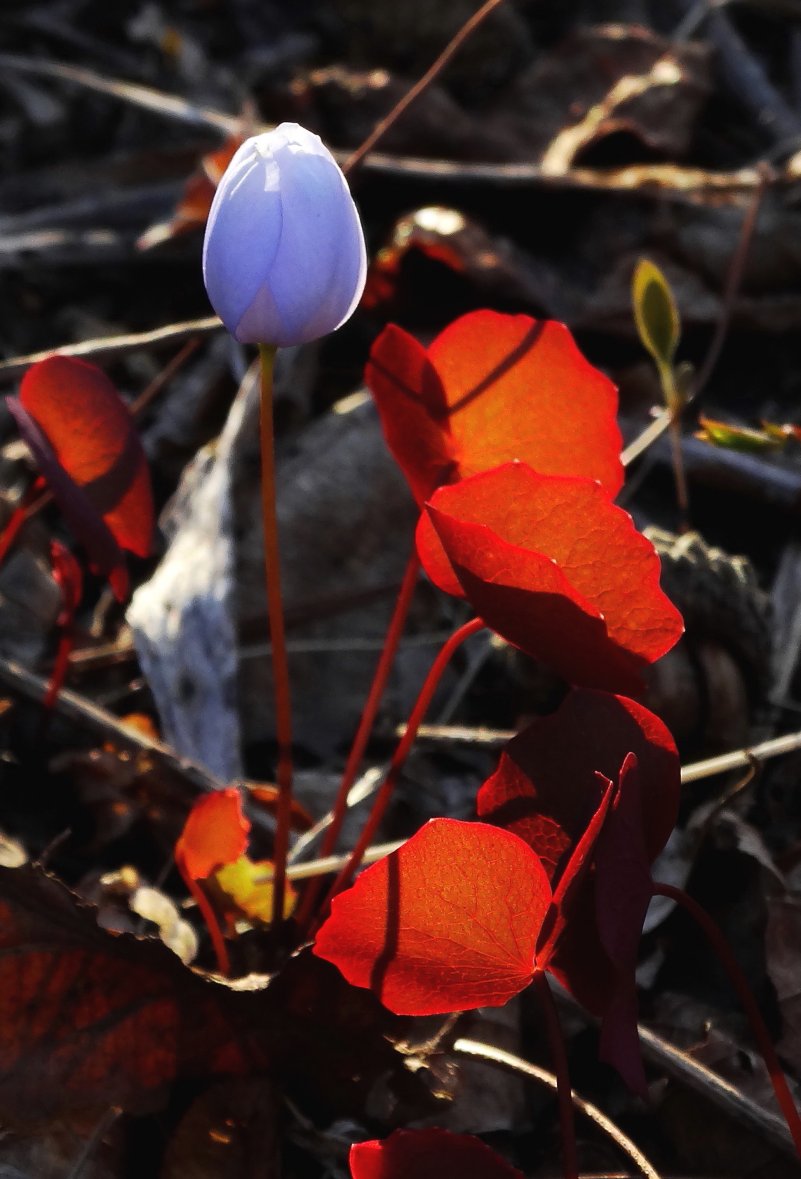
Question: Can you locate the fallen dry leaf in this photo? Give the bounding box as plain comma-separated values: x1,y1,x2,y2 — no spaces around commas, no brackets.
0,864,255,1123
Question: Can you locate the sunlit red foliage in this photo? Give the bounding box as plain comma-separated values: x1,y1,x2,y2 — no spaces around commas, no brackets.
366,310,623,505
175,788,251,974
6,356,154,600
350,1128,523,1179
313,818,551,1015
478,688,680,1091
418,462,683,695
314,689,679,1093
176,789,250,884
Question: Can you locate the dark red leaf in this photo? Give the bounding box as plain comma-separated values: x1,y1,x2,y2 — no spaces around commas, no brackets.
0,864,254,1122
594,752,653,1094
477,688,679,1085
49,539,83,626
175,788,250,882
536,771,616,966
313,818,551,1016
420,463,683,693
7,356,154,598
477,687,680,875
350,1129,523,1179
367,311,623,505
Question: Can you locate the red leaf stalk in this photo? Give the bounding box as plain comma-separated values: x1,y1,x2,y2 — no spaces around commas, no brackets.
43,629,75,714
296,549,421,929
184,874,230,976
258,344,294,927
0,479,49,570
654,882,801,1161
42,541,82,718
534,971,579,1179
310,616,484,930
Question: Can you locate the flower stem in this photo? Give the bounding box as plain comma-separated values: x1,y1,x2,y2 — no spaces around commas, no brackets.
654,882,801,1161
310,616,484,929
534,971,579,1179
258,343,294,927
295,549,420,929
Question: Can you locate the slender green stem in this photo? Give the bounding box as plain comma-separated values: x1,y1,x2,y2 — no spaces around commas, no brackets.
654,882,801,1161
310,616,484,929
295,549,420,929
258,344,294,926
534,971,579,1179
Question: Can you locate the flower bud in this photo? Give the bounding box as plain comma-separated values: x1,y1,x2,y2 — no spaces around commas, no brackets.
202,123,367,347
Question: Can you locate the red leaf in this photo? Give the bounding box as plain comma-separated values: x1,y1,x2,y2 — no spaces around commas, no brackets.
0,864,254,1122
536,772,616,966
477,688,679,1073
7,357,154,597
367,311,623,505
313,818,551,1016
477,687,680,877
420,463,683,693
350,1129,523,1179
175,788,250,882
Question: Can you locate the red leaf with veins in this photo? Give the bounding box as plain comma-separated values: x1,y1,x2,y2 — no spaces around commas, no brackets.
7,356,153,599
366,311,623,505
313,818,551,1016
420,463,683,693
350,1129,523,1179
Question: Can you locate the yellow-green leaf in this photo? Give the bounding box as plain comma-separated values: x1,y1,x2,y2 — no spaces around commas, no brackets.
632,258,680,369
696,415,783,453
213,855,296,925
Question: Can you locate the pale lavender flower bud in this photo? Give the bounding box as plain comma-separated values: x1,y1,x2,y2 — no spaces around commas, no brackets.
202,123,367,347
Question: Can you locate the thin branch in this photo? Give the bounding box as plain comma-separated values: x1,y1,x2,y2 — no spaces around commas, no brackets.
691,166,771,397
453,1037,662,1179
285,839,404,881
0,316,221,382
0,53,235,133
622,409,672,468
0,656,220,796
654,884,801,1159
0,54,770,204
342,0,506,177
554,988,798,1160
680,728,801,784
669,1,801,149
407,722,801,788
